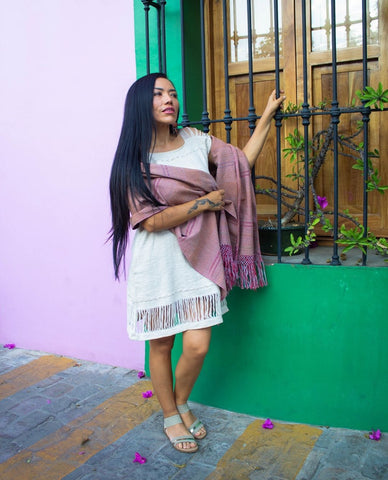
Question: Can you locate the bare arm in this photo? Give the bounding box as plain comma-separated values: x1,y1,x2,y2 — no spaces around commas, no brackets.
242,89,286,169
141,189,225,232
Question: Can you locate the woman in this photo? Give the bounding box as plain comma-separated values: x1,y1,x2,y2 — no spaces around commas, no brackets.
109,73,284,453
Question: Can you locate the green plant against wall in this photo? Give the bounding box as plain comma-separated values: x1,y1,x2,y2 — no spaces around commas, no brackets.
255,84,388,259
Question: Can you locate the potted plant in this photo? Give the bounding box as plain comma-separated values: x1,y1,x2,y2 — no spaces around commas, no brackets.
255,83,388,259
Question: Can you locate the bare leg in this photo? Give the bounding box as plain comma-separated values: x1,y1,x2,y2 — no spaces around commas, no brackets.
174,327,211,437
149,335,196,450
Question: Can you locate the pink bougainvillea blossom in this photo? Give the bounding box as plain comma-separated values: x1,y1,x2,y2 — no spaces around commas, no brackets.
262,418,274,429
137,371,145,379
317,196,328,209
3,344,16,349
142,390,153,398
133,452,147,464
369,429,381,441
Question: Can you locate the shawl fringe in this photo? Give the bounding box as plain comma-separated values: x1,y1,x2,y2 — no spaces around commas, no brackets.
221,244,267,292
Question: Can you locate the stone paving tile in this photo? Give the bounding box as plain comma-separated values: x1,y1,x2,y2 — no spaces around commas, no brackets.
0,356,142,464
312,467,368,480
1,348,387,480
361,449,388,479
171,462,215,479
60,405,257,480
61,418,181,479
0,348,45,371
296,428,388,480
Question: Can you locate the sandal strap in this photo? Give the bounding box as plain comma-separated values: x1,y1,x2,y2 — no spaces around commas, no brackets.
177,402,190,415
177,404,205,436
189,418,205,436
163,414,182,429
170,435,197,446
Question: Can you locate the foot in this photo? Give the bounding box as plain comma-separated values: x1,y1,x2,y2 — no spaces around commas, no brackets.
177,403,207,439
164,414,198,453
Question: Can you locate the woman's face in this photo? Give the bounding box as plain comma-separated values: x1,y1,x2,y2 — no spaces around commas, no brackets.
152,77,179,126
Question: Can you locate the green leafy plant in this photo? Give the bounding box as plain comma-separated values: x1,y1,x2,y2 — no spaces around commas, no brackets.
356,82,388,110
284,218,319,256
255,84,388,261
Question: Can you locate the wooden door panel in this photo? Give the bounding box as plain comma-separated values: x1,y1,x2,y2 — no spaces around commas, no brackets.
312,61,388,235
231,75,289,219
206,0,388,235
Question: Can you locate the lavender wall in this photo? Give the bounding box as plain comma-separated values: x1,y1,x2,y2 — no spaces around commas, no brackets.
0,1,144,369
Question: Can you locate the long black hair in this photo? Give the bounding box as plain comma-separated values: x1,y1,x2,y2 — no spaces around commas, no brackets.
109,72,175,279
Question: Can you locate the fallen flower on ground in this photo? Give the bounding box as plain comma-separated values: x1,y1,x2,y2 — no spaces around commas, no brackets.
137,371,145,378
142,390,153,398
133,452,147,464
262,418,274,429
369,429,381,441
3,344,16,349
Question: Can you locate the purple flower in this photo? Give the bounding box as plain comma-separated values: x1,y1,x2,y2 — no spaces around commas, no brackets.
3,344,16,349
369,429,381,441
262,418,274,429
142,390,153,398
317,195,328,209
137,371,145,379
133,452,147,464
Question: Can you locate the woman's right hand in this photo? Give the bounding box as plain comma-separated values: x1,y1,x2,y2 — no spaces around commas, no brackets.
202,189,225,211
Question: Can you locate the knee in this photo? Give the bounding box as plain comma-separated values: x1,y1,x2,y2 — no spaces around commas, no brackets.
184,339,210,361
150,336,175,356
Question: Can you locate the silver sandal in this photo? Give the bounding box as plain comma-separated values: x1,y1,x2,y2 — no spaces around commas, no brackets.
163,414,198,453
177,403,207,439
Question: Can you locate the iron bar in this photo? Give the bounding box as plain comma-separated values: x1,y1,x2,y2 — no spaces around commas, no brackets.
142,0,165,74
222,0,232,143
141,0,151,74
179,0,189,126
199,0,210,133
246,0,256,135
157,2,162,71
160,0,167,73
330,0,341,265
273,0,283,262
176,103,388,128
301,0,312,265
361,0,370,266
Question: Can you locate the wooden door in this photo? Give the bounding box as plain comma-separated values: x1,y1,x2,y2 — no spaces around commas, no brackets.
205,0,388,236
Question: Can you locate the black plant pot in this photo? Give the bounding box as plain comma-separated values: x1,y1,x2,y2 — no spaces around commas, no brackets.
258,222,305,255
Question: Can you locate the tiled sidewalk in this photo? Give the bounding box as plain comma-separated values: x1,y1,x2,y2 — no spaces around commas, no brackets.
0,348,387,479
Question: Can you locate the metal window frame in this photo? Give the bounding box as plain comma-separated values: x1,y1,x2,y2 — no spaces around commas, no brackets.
141,0,387,266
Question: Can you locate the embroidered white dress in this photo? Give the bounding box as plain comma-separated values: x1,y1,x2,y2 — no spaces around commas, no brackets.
127,128,228,341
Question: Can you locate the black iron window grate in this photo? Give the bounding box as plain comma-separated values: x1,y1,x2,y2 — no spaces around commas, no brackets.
140,0,387,266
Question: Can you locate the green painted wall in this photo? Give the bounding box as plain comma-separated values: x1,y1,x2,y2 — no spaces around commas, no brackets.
134,0,183,120
134,2,388,431
153,264,388,431
134,0,202,125
185,264,388,431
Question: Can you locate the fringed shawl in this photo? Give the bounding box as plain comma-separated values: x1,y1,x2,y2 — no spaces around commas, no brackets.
130,136,267,299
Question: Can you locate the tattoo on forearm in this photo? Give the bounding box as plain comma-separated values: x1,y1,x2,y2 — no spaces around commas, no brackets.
187,198,220,214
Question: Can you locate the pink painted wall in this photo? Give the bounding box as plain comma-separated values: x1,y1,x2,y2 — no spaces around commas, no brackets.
0,1,144,369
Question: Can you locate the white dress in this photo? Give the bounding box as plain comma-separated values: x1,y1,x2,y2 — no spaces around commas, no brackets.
127,128,227,341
